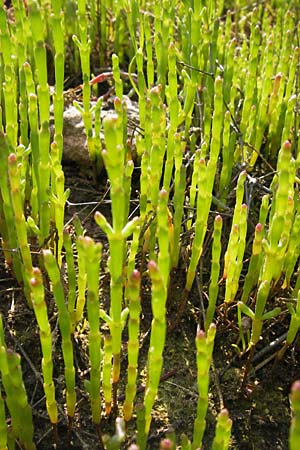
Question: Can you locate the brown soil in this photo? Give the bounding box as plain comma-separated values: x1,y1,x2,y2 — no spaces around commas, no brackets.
0,162,299,450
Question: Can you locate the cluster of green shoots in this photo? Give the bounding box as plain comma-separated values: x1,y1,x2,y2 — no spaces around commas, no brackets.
1,0,300,448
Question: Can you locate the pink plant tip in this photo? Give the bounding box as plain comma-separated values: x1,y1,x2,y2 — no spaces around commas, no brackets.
160,188,168,198
114,97,122,107
130,269,141,282
159,438,173,449
8,153,17,164
255,223,263,232
32,267,40,276
220,408,229,417
30,277,39,287
196,327,206,339
291,380,300,393
147,260,158,271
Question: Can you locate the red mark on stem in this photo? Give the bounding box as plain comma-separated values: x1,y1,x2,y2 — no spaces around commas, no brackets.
90,72,113,85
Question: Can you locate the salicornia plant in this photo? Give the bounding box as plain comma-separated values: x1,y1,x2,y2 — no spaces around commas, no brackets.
43,249,76,428
95,107,139,409
30,268,58,439
0,315,36,450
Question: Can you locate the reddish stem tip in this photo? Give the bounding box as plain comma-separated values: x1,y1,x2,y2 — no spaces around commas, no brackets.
8,153,17,164
255,223,263,232
291,380,300,393
283,140,291,150
196,327,206,339
159,439,173,449
160,188,168,198
130,269,141,282
147,260,158,271
30,277,38,287
32,267,40,276
220,408,229,417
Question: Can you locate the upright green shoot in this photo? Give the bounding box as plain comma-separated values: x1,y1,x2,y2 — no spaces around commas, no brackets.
43,249,76,426
79,236,102,429
30,268,58,439
192,324,216,449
